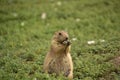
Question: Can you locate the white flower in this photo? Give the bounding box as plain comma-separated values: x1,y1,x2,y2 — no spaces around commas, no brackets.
87,40,95,45
100,39,105,42
21,22,25,26
63,41,68,45
57,1,62,6
41,12,46,20
72,38,77,41
76,18,80,22
34,78,37,80
12,13,18,17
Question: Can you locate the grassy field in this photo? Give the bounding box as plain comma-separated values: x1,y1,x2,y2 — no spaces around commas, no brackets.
0,0,120,80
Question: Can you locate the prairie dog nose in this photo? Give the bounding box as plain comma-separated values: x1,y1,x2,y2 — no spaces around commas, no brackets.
66,37,68,40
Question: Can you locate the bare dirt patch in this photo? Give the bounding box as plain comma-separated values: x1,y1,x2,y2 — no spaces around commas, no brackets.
99,56,120,80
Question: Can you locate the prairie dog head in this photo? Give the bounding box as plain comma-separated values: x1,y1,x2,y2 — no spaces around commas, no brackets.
53,31,71,46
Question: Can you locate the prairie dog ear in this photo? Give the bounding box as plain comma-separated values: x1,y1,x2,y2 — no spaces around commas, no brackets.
54,31,59,34
54,31,57,34
54,31,61,35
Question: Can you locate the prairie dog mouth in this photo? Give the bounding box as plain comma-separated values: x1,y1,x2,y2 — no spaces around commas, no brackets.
62,40,71,46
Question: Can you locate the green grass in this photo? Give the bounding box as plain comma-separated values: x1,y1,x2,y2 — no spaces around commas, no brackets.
0,0,120,80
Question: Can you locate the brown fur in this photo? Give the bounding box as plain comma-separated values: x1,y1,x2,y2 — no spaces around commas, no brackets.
43,31,73,79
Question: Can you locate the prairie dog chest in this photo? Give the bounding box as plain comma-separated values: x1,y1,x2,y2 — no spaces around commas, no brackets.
48,54,71,75
50,55,70,67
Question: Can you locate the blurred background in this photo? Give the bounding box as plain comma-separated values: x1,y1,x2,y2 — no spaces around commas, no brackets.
0,0,120,80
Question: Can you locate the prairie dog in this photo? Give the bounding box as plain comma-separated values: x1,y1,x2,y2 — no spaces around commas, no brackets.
43,31,73,79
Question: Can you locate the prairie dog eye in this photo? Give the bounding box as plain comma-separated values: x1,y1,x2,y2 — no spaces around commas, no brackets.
59,32,62,35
